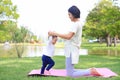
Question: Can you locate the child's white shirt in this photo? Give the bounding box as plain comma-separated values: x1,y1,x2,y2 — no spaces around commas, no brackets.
42,36,55,57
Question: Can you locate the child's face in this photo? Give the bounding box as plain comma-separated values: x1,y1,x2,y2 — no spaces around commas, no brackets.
52,37,57,45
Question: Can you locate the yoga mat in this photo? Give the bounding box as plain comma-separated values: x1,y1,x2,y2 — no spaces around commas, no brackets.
28,68,118,78
28,69,66,77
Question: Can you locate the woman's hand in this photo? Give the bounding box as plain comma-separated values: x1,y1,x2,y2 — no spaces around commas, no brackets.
48,31,74,40
48,31,57,36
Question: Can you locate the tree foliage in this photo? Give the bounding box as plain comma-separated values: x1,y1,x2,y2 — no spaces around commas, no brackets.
84,0,120,46
12,26,32,58
0,0,19,19
0,0,19,42
0,0,33,58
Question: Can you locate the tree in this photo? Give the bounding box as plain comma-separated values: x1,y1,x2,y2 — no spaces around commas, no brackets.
0,0,33,58
0,0,19,42
11,25,32,58
84,0,120,47
14,27,29,58
0,0,19,20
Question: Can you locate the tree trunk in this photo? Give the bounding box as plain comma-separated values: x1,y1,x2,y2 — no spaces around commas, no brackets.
114,36,117,47
15,43,21,58
110,37,113,46
99,37,102,44
15,43,24,58
106,34,111,47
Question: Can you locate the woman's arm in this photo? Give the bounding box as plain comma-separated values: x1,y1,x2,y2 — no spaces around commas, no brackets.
48,31,74,40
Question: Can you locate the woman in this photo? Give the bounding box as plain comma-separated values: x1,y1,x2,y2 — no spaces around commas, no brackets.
48,5,101,77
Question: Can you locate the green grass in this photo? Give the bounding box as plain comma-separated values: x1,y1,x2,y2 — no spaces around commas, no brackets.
0,42,120,80
0,55,120,80
81,43,120,50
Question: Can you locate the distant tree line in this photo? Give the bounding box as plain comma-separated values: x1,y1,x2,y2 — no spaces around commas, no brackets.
83,0,120,47
0,0,37,43
0,0,36,58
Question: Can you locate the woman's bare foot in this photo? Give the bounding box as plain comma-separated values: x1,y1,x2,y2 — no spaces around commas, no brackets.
90,68,101,76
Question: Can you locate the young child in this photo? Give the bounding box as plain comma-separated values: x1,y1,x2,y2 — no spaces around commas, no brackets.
40,35,57,75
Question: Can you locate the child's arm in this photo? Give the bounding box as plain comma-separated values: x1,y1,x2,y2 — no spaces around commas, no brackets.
48,36,52,44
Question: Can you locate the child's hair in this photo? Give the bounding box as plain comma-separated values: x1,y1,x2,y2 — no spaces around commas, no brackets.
52,35,57,39
48,35,57,40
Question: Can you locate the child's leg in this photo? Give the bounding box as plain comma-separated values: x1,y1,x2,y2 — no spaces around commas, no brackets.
40,55,48,74
46,57,55,72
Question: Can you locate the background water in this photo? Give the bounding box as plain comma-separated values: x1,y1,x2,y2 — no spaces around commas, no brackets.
0,45,120,58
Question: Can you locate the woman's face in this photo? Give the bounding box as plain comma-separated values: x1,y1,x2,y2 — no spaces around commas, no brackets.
68,12,74,21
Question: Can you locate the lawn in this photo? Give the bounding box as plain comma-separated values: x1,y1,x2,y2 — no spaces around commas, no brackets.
0,55,120,80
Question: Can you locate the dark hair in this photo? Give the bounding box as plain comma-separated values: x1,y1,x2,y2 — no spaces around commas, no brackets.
68,5,80,18
48,36,57,40
52,35,57,39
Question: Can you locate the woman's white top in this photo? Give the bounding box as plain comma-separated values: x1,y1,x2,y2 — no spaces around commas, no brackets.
64,21,83,64
42,36,55,57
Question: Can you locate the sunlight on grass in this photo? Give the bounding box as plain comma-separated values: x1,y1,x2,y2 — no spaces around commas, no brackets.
18,60,34,63
0,59,34,65
103,56,120,59
82,62,103,67
0,60,17,65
